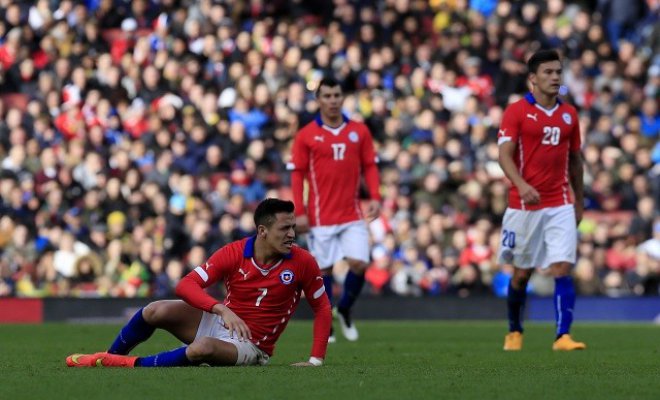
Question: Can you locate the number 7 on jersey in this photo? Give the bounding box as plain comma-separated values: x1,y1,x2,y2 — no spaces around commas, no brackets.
255,288,268,306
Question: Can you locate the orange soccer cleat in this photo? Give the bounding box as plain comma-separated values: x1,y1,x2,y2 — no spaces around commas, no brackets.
552,334,587,351
503,331,523,351
66,352,138,368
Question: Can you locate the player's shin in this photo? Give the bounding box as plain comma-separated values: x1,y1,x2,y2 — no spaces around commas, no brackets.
554,276,576,337
135,346,194,367
338,270,365,311
507,281,527,333
108,308,156,355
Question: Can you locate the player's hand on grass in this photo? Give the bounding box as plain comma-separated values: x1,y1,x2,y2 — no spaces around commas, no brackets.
291,357,323,367
364,200,380,221
290,361,318,367
212,304,252,341
295,215,310,234
517,182,540,205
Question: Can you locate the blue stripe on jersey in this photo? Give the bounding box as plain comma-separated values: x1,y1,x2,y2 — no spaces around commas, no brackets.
524,92,562,105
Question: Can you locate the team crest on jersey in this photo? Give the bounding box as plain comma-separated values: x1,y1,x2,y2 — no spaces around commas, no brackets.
279,269,295,285
348,131,359,143
562,113,572,125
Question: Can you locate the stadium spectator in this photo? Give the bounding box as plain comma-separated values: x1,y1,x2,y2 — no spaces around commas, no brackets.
0,0,657,301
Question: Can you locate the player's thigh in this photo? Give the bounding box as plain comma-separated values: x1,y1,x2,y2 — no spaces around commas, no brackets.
307,225,342,269
542,205,577,268
194,313,270,366
143,300,202,344
338,220,370,264
497,208,545,268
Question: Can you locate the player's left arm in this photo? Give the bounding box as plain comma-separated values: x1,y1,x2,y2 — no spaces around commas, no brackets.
568,110,584,225
361,127,381,221
291,254,332,367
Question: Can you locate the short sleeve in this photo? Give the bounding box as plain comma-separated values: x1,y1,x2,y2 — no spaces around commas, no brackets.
287,132,310,172
498,104,521,146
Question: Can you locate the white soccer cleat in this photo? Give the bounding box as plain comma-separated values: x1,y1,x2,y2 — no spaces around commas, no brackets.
328,326,336,343
336,308,359,341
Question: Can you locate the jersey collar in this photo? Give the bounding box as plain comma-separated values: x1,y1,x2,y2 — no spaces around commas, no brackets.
243,235,293,259
314,113,349,128
524,92,562,106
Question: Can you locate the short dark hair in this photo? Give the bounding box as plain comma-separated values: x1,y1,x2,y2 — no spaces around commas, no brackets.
315,77,342,97
527,50,561,74
253,198,295,228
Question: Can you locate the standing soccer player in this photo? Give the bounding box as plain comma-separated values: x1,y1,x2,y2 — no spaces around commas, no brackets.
288,77,381,342
497,50,586,351
66,198,332,367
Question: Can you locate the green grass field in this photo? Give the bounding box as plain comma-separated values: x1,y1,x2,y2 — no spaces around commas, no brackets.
1,321,658,400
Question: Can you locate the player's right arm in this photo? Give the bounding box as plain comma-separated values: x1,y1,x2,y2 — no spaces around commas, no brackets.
497,105,540,205
175,243,252,341
288,130,311,233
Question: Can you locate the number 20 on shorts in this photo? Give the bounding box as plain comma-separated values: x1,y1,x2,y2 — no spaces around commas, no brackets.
502,230,516,248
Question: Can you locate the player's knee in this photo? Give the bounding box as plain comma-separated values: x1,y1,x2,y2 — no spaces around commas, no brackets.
142,301,166,325
347,259,368,273
550,262,572,277
511,271,532,288
186,337,215,361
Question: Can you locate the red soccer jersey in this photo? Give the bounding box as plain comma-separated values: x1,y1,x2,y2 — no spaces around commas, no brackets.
288,115,380,226
175,237,331,358
498,93,581,210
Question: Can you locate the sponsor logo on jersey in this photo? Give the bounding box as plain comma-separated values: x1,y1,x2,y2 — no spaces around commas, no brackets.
279,269,294,285
526,113,538,122
238,268,249,280
348,131,359,142
562,113,572,125
314,135,324,142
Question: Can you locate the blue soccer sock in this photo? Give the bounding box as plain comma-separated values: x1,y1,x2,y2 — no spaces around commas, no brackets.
554,276,576,338
507,281,527,333
322,274,334,305
337,270,365,311
108,308,155,355
135,346,194,367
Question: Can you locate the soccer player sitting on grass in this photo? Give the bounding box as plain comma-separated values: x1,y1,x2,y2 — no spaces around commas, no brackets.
66,198,332,367
497,49,586,351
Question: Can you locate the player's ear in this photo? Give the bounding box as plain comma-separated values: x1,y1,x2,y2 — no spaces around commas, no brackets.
528,73,536,88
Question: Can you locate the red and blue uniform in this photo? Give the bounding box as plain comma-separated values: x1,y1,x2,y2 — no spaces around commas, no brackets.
176,236,331,358
498,93,581,210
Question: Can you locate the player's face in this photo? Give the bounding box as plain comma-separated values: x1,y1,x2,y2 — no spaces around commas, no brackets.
263,212,296,254
530,60,562,97
317,85,344,121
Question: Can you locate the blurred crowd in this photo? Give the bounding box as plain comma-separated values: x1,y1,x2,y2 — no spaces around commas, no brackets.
0,0,659,300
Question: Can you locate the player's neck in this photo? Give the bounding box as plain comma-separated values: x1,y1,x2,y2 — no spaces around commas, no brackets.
253,239,281,266
320,114,343,128
532,90,558,109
